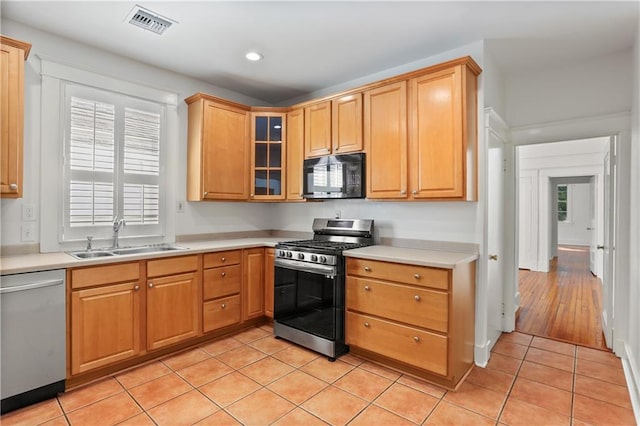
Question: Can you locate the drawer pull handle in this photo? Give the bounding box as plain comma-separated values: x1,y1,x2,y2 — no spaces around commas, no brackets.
364,322,370,328
148,282,154,288
364,266,371,272
134,285,140,291
221,303,226,309
221,257,226,262
414,336,420,342
221,272,226,277
414,274,421,279
414,295,421,301
364,285,370,291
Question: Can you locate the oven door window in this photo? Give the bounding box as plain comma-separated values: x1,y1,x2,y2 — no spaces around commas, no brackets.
274,267,339,341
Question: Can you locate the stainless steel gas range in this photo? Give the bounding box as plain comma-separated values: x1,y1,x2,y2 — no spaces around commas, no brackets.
273,218,374,361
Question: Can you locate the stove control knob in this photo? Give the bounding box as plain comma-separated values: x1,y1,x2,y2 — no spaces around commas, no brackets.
278,250,285,257
311,254,318,262
286,251,293,258
319,256,327,263
297,253,305,260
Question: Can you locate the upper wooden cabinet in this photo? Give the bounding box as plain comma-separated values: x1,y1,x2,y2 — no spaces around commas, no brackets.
304,101,331,158
332,94,363,154
409,62,478,200
186,94,250,201
364,81,408,199
250,111,286,201
286,108,304,201
365,57,480,201
1,36,31,198
304,95,363,159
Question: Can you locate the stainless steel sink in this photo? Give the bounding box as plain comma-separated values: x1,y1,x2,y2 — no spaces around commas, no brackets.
68,244,188,259
69,251,116,259
110,244,188,255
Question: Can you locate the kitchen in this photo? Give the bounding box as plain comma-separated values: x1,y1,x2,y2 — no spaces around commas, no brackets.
1,2,639,425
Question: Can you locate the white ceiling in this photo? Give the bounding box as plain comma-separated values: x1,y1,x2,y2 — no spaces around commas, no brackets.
2,1,638,104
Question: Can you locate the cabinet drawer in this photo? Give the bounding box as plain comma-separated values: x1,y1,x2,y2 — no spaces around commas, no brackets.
203,250,241,268
203,295,241,332
346,276,448,332
203,265,241,300
147,255,198,278
346,311,448,376
347,258,449,290
71,262,140,289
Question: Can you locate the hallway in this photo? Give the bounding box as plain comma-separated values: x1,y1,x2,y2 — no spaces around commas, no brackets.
516,245,606,349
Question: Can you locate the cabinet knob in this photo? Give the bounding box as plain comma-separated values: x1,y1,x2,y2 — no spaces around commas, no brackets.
414,336,420,342
221,257,226,262
250,194,254,197
412,190,418,195
9,183,18,191
148,282,154,288
414,295,421,301
364,266,371,272
364,322,370,328
364,285,370,291
400,190,406,195
203,192,208,196
221,272,226,277
134,285,140,291
414,274,421,279
221,303,226,309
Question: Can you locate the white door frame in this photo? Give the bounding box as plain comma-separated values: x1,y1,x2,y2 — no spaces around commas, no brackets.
503,112,630,352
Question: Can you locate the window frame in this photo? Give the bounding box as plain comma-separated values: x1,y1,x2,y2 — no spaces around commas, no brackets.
557,184,572,223
39,59,178,252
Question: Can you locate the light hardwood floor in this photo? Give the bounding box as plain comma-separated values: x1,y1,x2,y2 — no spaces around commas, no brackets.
516,245,607,349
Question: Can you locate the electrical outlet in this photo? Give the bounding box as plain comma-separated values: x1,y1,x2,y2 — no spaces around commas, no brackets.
21,224,36,242
176,200,185,213
334,210,342,219
22,204,36,221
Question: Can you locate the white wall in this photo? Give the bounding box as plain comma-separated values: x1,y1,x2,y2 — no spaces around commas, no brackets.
0,19,273,248
505,50,633,127
623,29,640,423
557,182,592,246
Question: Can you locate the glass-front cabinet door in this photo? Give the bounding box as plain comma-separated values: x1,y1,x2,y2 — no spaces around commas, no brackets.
250,112,286,200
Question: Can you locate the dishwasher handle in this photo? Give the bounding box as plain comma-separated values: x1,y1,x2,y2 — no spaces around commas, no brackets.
0,279,65,294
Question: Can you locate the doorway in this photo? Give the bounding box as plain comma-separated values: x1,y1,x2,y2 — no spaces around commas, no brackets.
514,138,610,349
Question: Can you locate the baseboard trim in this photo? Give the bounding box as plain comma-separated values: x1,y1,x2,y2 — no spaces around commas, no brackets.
622,343,640,424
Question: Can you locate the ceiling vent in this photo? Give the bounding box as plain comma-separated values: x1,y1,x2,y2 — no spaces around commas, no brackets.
126,5,176,35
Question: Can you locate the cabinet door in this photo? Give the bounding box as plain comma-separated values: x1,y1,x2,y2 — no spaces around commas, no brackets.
304,101,331,158
286,108,304,201
364,82,408,199
243,248,265,320
250,112,285,200
332,94,363,154
0,39,27,198
410,66,464,199
264,248,275,318
71,282,141,375
147,272,200,350
202,101,250,200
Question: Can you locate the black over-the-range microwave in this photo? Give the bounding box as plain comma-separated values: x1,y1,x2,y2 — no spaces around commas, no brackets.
302,153,365,199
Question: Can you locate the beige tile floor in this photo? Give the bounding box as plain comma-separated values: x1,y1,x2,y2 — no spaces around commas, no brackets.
2,326,637,425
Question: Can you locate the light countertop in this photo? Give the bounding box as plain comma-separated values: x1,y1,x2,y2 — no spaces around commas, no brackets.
344,245,478,269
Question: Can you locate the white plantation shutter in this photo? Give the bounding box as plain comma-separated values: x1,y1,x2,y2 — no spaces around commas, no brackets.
63,84,164,241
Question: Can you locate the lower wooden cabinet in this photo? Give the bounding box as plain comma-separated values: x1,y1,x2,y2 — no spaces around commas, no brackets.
346,256,475,389
203,295,241,332
202,250,242,333
244,248,265,320
69,262,142,375
264,248,275,318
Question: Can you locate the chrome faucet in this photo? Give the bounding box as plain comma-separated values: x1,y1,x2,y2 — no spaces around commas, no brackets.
112,215,126,248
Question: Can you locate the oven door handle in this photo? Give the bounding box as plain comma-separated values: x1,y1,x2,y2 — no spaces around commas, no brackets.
275,258,337,277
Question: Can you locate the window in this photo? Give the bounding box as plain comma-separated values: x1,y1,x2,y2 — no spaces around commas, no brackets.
63,84,163,241
557,184,570,222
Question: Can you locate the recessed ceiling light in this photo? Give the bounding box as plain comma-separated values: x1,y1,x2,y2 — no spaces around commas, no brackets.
245,51,263,61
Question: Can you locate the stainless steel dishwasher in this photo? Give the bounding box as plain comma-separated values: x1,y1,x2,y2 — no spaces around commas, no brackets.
1,269,66,414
